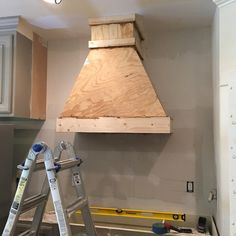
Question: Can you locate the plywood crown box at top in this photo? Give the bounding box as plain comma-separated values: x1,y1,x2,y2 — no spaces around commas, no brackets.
57,14,171,134
88,14,144,58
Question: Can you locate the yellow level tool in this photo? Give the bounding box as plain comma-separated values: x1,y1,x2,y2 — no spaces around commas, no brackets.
77,207,186,222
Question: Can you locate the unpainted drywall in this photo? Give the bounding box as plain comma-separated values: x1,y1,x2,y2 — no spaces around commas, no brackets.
28,27,215,217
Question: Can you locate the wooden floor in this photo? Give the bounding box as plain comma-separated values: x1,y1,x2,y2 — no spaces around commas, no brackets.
20,212,210,236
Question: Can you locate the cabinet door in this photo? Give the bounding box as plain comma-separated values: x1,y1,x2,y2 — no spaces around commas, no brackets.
0,35,13,113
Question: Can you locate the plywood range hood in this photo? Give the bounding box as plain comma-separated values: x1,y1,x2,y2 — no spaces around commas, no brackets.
56,14,172,134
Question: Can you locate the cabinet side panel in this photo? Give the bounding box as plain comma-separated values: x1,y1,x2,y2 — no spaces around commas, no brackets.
31,33,47,120
13,32,32,117
0,125,13,232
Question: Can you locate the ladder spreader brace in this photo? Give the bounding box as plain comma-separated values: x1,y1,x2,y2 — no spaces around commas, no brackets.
2,141,97,236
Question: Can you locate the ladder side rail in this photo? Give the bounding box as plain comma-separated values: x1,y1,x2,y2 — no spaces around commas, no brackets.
2,144,45,236
68,142,97,236
72,165,97,236
44,146,72,236
57,141,97,236
30,142,65,235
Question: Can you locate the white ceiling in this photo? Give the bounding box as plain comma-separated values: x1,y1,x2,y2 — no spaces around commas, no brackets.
0,0,216,40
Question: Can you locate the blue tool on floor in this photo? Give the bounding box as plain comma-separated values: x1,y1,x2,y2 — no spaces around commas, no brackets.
152,223,169,234
152,222,193,234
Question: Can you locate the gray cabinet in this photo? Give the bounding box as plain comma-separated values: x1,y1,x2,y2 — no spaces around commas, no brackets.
0,16,47,120
0,34,13,114
0,125,13,233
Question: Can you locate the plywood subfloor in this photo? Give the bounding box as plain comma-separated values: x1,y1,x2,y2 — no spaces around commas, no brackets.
20,212,210,236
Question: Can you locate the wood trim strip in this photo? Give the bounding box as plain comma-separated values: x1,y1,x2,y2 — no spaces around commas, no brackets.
89,15,136,26
89,38,136,48
56,117,172,134
88,38,143,58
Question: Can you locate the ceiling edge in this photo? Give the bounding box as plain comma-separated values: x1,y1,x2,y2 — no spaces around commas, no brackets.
212,0,236,7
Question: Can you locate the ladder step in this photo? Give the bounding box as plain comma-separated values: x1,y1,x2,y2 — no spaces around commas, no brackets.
22,194,47,213
46,159,81,172
57,159,81,171
66,198,88,216
34,159,81,172
18,229,35,236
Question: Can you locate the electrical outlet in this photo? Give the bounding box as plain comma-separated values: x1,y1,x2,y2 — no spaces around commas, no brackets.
187,181,194,193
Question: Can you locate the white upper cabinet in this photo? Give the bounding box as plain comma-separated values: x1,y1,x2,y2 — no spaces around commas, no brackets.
0,16,47,120
0,34,13,114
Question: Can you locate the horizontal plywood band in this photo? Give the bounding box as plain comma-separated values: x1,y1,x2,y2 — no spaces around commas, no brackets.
89,14,136,26
56,117,172,134
89,38,135,48
88,38,143,58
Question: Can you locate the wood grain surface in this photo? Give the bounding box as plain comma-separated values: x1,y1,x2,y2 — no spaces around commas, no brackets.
89,14,144,40
31,33,47,120
61,47,167,118
56,117,171,133
91,23,134,41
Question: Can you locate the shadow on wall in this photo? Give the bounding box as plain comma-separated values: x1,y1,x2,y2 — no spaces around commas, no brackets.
74,133,169,173
194,106,216,216
71,133,182,209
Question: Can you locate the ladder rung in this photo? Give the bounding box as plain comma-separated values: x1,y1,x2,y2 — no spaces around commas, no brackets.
34,159,81,172
58,159,81,171
66,198,87,216
18,229,35,236
22,194,47,213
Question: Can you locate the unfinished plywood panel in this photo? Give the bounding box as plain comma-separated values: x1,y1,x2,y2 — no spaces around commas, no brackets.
57,117,171,133
89,38,135,48
89,14,144,40
89,15,143,58
91,23,134,41
31,33,47,120
60,47,166,119
89,14,138,25
58,14,171,133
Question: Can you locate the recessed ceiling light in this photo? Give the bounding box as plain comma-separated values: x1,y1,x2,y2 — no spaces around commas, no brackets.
55,0,62,4
43,0,63,4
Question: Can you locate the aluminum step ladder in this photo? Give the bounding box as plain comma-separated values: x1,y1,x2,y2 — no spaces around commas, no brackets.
2,142,51,236
2,141,97,236
44,141,97,236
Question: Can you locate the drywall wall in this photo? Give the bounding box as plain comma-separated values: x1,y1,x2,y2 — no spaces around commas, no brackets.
212,1,236,235
212,6,223,235
27,27,215,217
